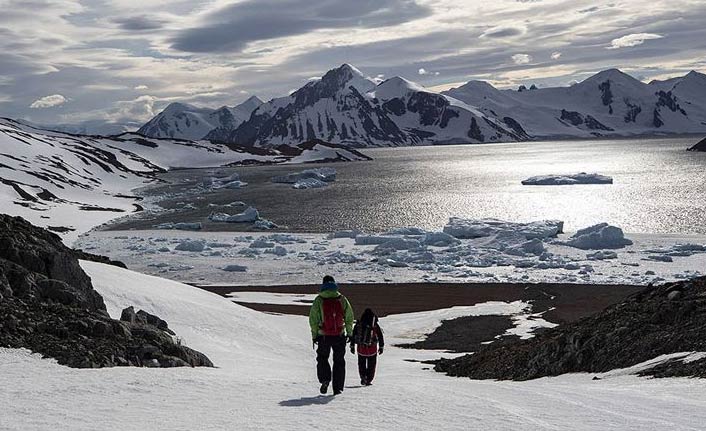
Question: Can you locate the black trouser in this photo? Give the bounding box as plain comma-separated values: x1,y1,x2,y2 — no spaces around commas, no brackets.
358,354,377,383
316,335,346,392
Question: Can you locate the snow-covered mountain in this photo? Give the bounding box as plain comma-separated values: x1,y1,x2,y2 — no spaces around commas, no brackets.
137,96,263,140
226,64,521,148
20,119,140,136
133,65,706,147
0,117,365,242
445,68,706,139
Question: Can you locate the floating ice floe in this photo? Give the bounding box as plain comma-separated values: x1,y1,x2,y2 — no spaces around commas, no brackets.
327,230,361,239
587,250,618,260
642,243,706,257
222,264,247,272
208,207,259,223
254,219,277,230
174,240,206,252
559,223,633,250
423,232,459,247
271,167,336,184
443,218,564,240
292,178,329,189
521,172,613,185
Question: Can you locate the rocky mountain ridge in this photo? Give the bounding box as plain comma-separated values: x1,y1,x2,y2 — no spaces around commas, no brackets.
138,64,706,147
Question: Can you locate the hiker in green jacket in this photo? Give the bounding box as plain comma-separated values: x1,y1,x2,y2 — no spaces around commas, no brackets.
309,275,354,395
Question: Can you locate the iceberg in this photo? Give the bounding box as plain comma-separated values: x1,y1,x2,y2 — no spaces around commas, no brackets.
174,240,206,252
560,223,633,250
443,218,564,240
208,207,259,223
521,173,613,185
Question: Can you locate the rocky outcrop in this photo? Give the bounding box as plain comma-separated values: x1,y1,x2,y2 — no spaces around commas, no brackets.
435,277,706,380
688,137,706,152
0,214,213,368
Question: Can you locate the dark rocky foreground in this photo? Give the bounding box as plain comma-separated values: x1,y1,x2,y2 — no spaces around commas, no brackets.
435,277,706,380
0,214,213,368
688,137,706,151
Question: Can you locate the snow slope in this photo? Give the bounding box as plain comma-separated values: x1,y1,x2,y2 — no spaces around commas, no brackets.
2,261,706,430
0,118,276,243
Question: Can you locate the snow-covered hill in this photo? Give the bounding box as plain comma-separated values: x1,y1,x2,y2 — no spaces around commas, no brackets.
0,118,277,242
137,96,263,140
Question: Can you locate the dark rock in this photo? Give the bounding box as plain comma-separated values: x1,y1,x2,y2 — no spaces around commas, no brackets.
688,137,706,152
0,214,213,369
435,277,706,380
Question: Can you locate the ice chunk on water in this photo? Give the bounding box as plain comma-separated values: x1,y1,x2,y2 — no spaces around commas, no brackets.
423,232,460,247
272,167,336,184
443,218,563,240
355,235,399,246
587,250,618,260
222,264,247,272
292,178,329,189
521,172,613,185
327,230,361,239
505,238,545,256
174,240,206,252
208,207,259,223
560,223,632,250
254,219,277,230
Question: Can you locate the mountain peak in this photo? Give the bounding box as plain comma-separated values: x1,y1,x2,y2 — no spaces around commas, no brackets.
583,68,639,84
374,76,426,100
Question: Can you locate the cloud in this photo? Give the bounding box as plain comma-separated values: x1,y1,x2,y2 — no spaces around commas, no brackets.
551,51,562,60
134,85,149,90
30,94,67,109
512,54,532,65
418,68,439,76
608,33,663,49
480,26,524,38
170,0,432,53
112,16,166,31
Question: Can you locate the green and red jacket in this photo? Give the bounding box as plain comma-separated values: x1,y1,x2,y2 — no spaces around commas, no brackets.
308,289,354,339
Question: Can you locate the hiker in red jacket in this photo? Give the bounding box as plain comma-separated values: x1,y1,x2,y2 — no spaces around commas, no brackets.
309,275,354,395
350,308,384,386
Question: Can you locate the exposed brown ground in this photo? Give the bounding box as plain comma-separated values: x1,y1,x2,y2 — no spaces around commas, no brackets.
196,282,644,324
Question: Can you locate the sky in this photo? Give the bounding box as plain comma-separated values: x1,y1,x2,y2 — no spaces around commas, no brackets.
1,0,706,127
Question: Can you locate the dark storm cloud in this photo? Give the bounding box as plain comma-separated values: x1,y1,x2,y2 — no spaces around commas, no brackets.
170,0,432,53
112,16,166,31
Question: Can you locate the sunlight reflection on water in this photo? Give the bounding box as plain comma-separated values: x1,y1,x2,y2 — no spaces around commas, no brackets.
325,137,706,234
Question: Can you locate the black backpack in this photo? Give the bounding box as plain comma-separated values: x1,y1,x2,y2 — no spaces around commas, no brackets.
355,317,377,346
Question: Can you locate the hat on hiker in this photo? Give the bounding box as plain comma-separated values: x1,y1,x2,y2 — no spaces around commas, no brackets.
321,275,338,291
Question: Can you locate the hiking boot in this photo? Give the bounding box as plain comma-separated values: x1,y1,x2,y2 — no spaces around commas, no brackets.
319,381,329,394
361,379,367,386
333,388,342,395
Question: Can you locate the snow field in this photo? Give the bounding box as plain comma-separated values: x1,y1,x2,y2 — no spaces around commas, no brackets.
2,261,706,430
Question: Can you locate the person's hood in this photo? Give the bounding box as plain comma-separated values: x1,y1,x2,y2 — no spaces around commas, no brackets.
318,289,341,299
